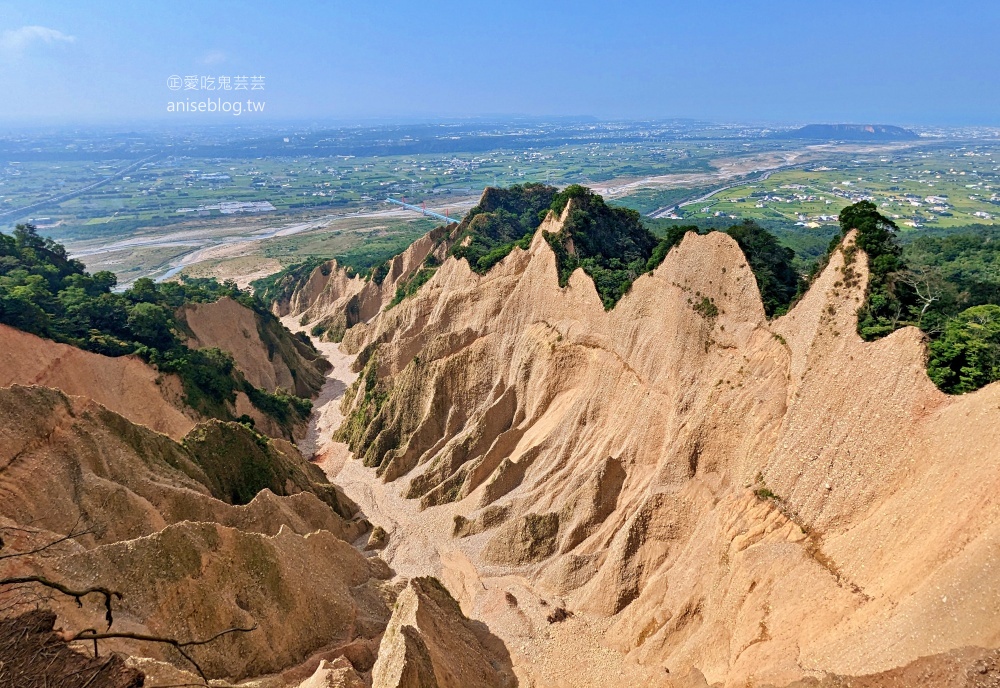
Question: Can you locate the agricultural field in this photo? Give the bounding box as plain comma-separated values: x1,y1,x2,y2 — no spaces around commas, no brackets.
1,142,728,238
2,121,999,285
673,143,1000,232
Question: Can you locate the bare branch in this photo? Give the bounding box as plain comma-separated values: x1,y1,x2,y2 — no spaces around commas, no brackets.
0,575,121,630
0,525,96,561
900,265,945,326
71,624,258,683
0,514,95,562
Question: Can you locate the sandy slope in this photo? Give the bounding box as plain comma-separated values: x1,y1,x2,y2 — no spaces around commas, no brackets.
284,319,678,688
0,323,196,438
280,201,1000,687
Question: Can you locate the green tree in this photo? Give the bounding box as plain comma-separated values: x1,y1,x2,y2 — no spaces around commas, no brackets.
543,185,658,309
927,305,1000,394
838,201,915,339
127,302,176,349
127,277,161,304
449,183,558,274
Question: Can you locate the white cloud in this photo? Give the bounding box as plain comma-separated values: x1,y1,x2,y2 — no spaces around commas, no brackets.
0,25,75,54
201,49,227,66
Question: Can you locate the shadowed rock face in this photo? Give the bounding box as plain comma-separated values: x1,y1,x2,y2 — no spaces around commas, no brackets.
183,296,331,398
0,385,386,683
372,577,516,688
289,203,1000,686
0,611,144,688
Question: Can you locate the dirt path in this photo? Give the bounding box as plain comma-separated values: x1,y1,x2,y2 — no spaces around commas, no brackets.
285,317,676,687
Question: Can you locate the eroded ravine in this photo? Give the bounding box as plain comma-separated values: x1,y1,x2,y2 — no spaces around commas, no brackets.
283,314,674,688
277,203,1000,687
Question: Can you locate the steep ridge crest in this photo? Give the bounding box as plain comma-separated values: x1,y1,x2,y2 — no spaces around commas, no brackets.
312,209,1000,685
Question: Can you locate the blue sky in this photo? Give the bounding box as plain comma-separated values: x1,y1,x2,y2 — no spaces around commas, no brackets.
0,0,997,126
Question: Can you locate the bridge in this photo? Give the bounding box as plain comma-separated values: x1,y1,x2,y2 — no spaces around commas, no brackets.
386,197,462,224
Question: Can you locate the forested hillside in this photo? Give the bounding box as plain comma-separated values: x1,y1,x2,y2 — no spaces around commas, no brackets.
0,224,314,425
835,201,1000,393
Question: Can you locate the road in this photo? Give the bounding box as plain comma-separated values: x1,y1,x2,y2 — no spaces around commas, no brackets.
0,154,159,221
647,167,787,218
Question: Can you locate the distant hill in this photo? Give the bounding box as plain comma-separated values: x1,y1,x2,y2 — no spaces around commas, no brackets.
775,124,919,141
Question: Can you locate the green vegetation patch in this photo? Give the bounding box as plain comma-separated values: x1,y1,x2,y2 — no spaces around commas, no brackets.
251,256,329,307
826,202,1000,394
693,296,719,319
543,185,664,309
335,353,394,468
838,201,912,340
388,264,438,308
449,182,558,274
927,305,1000,394
182,418,351,517
0,224,313,428
183,420,285,505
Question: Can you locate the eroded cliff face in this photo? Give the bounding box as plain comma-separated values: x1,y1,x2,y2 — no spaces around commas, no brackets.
0,385,386,684
0,381,519,688
6,199,1000,685
0,294,331,442
183,296,330,398
282,226,453,342
372,576,516,688
0,322,197,439
308,210,1000,686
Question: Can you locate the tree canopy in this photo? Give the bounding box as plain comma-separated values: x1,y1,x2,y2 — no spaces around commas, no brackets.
543,185,664,309
830,202,1000,394
0,224,310,423
927,305,1000,394
448,182,558,274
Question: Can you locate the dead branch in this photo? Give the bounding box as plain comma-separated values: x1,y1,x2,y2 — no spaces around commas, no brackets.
71,623,258,683
0,514,96,562
900,265,944,326
0,526,96,561
0,575,121,629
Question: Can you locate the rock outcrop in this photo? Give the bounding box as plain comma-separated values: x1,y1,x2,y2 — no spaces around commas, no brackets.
0,385,385,684
279,226,452,342
296,658,367,688
296,205,1000,686
371,577,515,688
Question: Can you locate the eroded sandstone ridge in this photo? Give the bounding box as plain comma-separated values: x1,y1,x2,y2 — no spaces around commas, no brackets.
4,192,1000,686
272,226,452,343
286,203,1000,686
0,385,513,686
0,385,385,683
